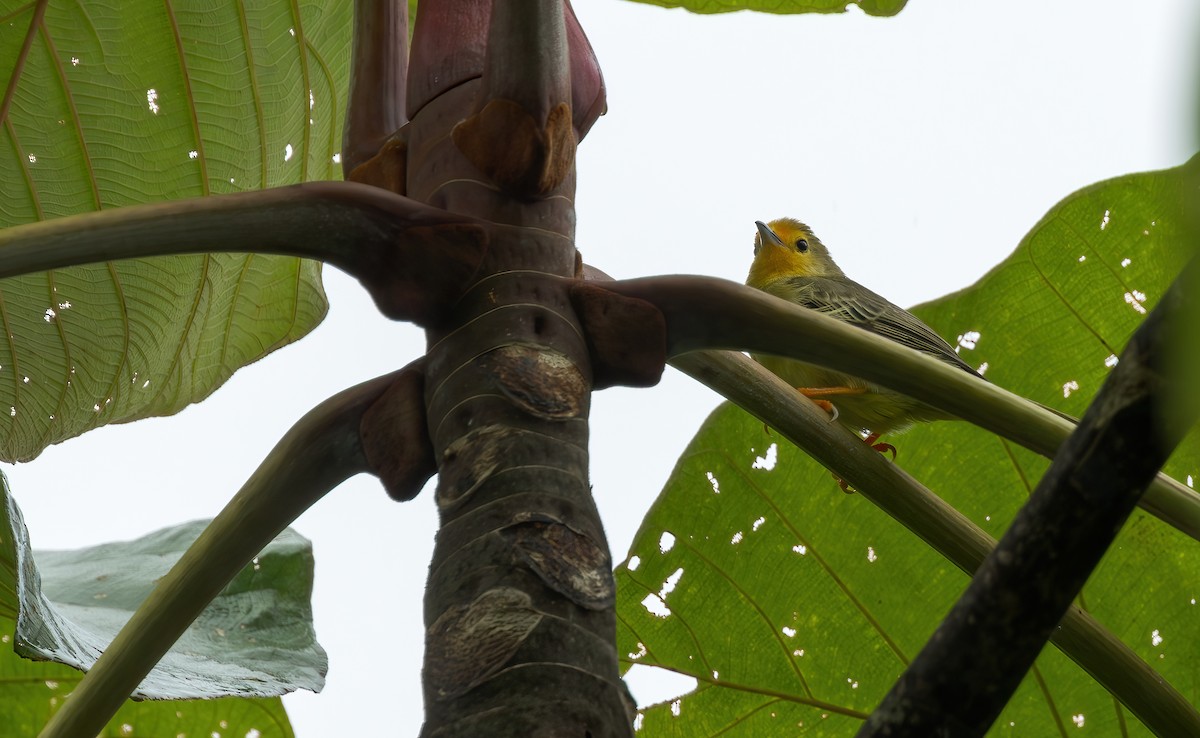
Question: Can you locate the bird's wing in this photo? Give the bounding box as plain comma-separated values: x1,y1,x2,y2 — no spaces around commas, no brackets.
780,276,981,377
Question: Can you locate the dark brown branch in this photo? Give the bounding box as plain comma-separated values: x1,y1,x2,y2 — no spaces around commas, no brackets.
0,182,489,325
477,0,569,123
571,283,665,388
564,1,606,139
360,360,437,500
407,0,489,121
342,0,409,178
405,1,604,142
453,1,575,198
38,367,415,738
858,256,1200,737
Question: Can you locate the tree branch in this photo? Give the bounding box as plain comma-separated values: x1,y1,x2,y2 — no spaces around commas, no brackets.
587,274,1200,541
857,257,1200,737
0,182,489,325
452,0,576,198
342,0,409,178
37,366,423,738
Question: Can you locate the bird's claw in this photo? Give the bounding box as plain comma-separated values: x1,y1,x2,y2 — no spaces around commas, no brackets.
863,433,896,460
811,399,839,423
833,434,898,494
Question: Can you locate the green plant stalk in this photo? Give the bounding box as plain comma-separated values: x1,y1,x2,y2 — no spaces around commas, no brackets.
672,350,1200,736
597,275,1200,541
0,183,402,274
37,371,399,738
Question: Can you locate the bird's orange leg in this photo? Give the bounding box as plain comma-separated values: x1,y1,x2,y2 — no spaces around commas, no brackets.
797,387,868,398
796,386,867,423
762,386,865,434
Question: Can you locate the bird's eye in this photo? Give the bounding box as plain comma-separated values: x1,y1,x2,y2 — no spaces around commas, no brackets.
795,239,809,253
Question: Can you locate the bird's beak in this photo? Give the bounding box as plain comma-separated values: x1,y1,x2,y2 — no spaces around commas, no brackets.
755,221,787,252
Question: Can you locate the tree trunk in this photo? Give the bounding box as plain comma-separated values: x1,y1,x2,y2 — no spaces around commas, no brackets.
357,1,635,734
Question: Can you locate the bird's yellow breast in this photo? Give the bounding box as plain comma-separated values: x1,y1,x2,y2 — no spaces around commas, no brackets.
747,238,805,291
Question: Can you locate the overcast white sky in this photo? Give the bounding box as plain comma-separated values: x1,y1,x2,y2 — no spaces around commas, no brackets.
6,1,1199,736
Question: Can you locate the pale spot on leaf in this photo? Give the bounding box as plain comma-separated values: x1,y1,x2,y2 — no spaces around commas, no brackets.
641,593,670,618
706,471,720,494
752,443,777,470
956,330,980,351
659,531,675,554
659,568,682,598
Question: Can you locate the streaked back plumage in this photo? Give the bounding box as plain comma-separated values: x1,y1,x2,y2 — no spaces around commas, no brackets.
747,218,979,435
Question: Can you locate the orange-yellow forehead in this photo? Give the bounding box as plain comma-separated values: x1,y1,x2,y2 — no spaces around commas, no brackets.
765,217,814,244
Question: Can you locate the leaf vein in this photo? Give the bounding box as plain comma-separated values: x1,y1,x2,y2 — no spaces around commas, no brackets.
234,0,267,188
288,0,310,182
162,0,209,193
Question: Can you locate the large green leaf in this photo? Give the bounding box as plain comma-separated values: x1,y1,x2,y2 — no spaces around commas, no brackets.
616,160,1200,735
0,633,296,738
0,0,354,461
0,474,326,702
620,0,907,16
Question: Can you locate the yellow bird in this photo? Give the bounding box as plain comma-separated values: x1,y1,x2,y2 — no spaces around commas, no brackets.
747,218,980,450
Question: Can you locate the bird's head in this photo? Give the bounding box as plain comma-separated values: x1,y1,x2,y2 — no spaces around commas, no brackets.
747,218,845,288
